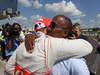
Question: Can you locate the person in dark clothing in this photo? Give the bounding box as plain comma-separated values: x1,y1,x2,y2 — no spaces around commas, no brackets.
72,23,97,75
1,23,12,60
1,23,20,61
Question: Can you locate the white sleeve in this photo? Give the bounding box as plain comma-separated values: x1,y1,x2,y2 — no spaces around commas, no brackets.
6,50,16,75
52,38,93,61
0,31,2,36
19,31,25,40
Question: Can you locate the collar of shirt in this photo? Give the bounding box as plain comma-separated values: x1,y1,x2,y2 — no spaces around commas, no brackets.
35,32,46,42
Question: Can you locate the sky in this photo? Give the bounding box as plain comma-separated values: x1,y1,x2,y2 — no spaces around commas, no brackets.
0,0,100,28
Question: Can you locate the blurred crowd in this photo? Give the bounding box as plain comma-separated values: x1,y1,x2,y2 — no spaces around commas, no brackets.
0,23,25,61
0,15,99,75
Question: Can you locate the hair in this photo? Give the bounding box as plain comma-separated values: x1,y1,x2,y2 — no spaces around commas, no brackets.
12,23,22,36
72,23,81,31
12,23,22,31
73,23,80,27
2,23,14,50
47,15,72,38
2,23,13,37
25,33,37,53
0,29,2,31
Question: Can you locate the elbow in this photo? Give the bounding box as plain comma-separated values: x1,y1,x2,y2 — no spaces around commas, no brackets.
84,42,93,56
79,40,93,57
88,43,93,54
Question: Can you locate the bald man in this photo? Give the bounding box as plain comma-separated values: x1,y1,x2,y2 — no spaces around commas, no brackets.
51,21,90,75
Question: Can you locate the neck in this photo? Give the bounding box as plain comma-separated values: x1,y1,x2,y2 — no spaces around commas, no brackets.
47,29,67,38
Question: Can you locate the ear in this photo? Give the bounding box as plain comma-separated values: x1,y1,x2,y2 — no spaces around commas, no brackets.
47,27,52,33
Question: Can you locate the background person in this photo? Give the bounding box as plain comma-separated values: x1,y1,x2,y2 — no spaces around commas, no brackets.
12,23,25,43
91,41,100,75
1,23,20,61
73,23,97,75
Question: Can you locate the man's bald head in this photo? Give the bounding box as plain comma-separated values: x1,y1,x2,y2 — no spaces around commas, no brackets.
52,15,72,29
47,15,72,38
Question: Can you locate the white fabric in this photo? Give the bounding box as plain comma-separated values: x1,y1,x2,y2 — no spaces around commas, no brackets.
0,31,2,36
35,31,45,37
19,31,25,40
6,34,93,74
35,22,45,29
52,58,90,75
